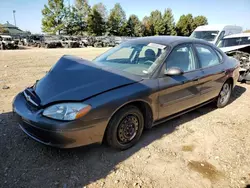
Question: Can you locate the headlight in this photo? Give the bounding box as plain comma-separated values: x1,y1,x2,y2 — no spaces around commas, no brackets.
43,103,91,120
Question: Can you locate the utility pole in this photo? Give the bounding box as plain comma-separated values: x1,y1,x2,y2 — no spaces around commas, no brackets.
68,0,70,8
13,10,16,26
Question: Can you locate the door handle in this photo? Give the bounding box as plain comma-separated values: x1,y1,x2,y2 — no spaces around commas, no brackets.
192,77,200,82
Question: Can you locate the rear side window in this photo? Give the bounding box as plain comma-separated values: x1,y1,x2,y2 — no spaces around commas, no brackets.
194,44,220,68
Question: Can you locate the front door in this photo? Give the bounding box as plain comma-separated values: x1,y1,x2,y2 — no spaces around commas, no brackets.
158,44,202,119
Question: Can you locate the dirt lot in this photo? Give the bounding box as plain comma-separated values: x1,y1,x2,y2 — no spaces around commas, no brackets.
0,48,250,188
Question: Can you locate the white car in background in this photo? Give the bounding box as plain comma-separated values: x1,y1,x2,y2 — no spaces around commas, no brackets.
190,24,242,45
217,32,250,52
0,35,18,50
218,33,250,83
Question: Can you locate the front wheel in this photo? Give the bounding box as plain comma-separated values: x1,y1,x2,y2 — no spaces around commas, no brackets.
216,82,232,108
106,105,144,150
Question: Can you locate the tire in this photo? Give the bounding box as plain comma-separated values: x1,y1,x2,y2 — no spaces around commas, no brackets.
216,81,232,108
106,105,144,150
45,44,49,48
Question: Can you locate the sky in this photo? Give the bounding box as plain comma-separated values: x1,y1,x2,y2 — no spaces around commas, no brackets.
0,0,249,33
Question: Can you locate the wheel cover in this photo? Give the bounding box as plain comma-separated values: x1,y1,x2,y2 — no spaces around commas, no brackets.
117,114,139,144
219,83,231,105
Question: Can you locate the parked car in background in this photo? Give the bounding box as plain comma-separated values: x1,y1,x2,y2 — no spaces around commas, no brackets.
217,32,250,49
20,35,43,47
60,36,80,48
79,37,89,47
0,35,18,50
41,35,62,48
190,25,242,45
13,36,239,150
218,33,250,83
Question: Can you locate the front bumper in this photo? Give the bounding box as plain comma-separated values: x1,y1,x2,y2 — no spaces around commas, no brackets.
13,92,107,148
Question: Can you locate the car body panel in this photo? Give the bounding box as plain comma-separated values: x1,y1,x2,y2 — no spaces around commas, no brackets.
198,65,227,103
35,55,142,106
221,44,250,53
158,71,201,118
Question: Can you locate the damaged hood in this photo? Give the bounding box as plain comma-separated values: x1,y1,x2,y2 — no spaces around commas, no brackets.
34,55,142,106
221,44,250,53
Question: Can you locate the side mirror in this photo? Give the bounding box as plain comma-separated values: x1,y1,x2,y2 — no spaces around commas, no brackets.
164,67,184,76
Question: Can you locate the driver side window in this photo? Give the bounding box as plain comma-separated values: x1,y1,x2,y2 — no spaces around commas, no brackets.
166,44,196,72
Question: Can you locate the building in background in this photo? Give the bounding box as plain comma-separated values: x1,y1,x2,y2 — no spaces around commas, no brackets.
0,21,28,37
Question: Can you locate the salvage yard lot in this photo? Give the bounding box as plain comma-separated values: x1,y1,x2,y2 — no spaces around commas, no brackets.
0,48,250,188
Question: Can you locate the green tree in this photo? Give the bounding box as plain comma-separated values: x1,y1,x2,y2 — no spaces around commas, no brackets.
176,14,194,36
94,3,108,22
142,16,153,36
75,0,91,19
87,4,106,36
149,10,165,35
73,0,91,34
162,8,176,35
41,0,66,34
107,3,126,36
192,16,208,30
63,6,81,35
0,24,9,34
126,15,143,37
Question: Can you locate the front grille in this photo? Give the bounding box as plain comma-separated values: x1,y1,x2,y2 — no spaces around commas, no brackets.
23,88,41,107
23,90,38,106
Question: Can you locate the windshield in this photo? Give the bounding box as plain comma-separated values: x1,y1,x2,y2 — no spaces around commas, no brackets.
93,43,168,77
217,37,250,47
190,31,219,41
3,38,12,41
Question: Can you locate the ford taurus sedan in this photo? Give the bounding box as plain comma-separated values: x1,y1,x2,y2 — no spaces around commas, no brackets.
13,36,240,150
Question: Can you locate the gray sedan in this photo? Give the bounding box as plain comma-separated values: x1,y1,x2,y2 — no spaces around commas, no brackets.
13,36,240,150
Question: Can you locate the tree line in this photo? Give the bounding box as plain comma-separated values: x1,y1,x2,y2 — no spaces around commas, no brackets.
41,0,208,36
0,24,9,34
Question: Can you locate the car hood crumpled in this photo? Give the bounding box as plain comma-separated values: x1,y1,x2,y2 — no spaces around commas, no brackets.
34,55,142,106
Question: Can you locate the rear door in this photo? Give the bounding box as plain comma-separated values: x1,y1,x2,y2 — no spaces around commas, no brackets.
158,44,202,119
193,44,227,103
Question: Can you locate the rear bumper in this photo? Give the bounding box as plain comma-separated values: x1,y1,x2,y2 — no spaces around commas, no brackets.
13,92,108,148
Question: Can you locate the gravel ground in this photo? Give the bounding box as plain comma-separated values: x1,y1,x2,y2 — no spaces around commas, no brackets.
0,48,250,188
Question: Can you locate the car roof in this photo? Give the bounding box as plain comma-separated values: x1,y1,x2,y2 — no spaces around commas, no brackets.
124,36,210,47
223,32,250,39
194,24,242,31
0,35,12,38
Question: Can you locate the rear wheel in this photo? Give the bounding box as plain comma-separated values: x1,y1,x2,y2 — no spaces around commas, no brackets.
216,81,232,108
106,105,144,150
